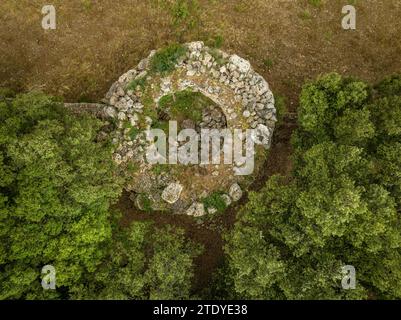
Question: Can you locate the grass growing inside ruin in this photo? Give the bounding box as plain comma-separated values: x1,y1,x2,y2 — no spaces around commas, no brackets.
127,75,147,91
127,162,139,173
129,127,140,140
149,43,187,74
208,48,228,66
202,192,228,214
158,89,211,123
152,164,171,175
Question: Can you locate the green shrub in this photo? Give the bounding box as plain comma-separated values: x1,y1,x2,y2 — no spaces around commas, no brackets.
73,223,203,300
0,87,15,99
208,48,228,66
375,74,401,97
152,164,170,175
202,192,228,214
225,73,401,300
138,194,152,212
150,43,187,74
212,35,224,49
127,75,147,91
158,89,212,123
129,126,140,140
263,58,274,70
0,92,123,299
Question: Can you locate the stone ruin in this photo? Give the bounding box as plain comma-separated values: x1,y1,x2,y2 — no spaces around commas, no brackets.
89,41,276,216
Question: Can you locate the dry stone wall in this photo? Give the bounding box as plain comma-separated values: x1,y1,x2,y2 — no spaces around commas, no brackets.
98,41,277,215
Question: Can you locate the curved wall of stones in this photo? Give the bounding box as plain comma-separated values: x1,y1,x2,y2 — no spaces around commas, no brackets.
101,41,277,216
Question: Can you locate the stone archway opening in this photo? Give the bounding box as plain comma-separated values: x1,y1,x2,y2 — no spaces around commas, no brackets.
155,90,227,133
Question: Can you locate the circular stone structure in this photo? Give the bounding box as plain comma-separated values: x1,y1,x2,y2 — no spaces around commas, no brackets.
102,41,277,215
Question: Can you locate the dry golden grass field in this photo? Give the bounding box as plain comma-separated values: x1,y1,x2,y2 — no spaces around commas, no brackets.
1,0,400,108
1,0,400,295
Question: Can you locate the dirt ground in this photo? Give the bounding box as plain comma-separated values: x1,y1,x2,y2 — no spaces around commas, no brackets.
1,0,400,295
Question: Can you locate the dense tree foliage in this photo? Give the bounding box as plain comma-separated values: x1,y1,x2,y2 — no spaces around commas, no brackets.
0,93,202,300
2,73,400,301
72,223,202,300
225,74,401,299
0,92,123,299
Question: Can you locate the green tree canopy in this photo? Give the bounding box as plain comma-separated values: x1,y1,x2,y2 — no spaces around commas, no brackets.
0,92,123,299
226,73,401,300
73,222,202,300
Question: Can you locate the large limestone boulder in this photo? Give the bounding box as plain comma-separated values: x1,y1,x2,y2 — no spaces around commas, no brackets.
162,182,183,204
251,124,272,147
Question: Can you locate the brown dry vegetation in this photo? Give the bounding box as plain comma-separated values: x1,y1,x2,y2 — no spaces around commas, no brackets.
1,0,400,295
1,0,400,107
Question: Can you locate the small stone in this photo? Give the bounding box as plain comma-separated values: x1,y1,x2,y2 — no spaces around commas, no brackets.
133,103,144,111
255,103,263,111
243,110,251,118
182,119,195,129
187,41,204,52
203,52,212,64
221,194,232,206
137,58,149,71
110,95,118,106
116,86,125,97
145,116,153,125
229,55,251,74
229,183,242,201
212,70,220,78
114,153,123,165
128,118,136,128
265,111,274,120
228,63,237,72
161,77,172,93
105,106,117,118
186,202,206,217
211,109,222,119
118,112,126,121
187,69,196,77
